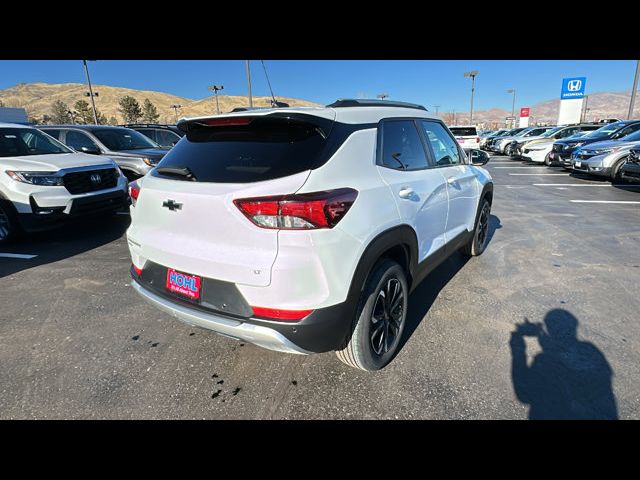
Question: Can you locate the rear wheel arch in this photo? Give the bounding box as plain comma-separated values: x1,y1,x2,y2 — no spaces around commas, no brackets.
348,225,418,303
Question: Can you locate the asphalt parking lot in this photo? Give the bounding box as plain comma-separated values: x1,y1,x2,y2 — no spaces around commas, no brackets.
1,156,639,419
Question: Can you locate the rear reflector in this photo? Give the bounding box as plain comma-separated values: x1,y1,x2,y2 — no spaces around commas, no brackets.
251,306,313,321
205,117,253,127
132,264,142,276
234,188,358,230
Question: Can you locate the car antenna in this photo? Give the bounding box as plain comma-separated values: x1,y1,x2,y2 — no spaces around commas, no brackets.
261,60,279,108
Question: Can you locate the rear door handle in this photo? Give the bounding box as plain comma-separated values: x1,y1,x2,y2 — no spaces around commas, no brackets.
398,187,414,198
446,177,457,185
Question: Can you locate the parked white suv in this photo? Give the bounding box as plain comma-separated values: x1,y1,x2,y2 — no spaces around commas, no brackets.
0,123,128,244
449,125,480,151
127,100,494,371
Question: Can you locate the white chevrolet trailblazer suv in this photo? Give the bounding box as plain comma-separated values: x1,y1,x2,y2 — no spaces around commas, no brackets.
0,123,129,244
127,100,494,371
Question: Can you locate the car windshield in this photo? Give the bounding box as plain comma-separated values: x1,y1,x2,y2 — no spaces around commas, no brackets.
541,127,564,137
582,122,626,138
514,128,534,137
90,127,159,151
0,127,73,157
618,129,640,142
566,131,589,140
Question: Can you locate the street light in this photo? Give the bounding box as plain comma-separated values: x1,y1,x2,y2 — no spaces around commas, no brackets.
170,104,182,123
377,93,389,100
464,70,479,124
506,89,516,128
628,60,640,120
208,85,224,114
82,60,99,124
432,105,440,116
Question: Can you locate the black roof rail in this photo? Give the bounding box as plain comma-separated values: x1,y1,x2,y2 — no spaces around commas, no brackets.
327,99,428,111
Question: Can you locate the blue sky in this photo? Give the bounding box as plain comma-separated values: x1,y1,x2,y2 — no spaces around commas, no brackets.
0,60,637,112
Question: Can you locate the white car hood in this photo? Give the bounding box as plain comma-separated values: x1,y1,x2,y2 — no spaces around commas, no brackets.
1,152,115,172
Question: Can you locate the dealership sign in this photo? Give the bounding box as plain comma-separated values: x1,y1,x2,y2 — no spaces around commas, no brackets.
560,77,587,99
520,107,530,117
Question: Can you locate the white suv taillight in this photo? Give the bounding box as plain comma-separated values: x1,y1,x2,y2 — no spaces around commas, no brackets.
234,188,358,230
129,181,140,206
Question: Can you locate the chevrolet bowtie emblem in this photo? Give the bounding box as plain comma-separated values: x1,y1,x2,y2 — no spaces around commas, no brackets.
162,200,182,211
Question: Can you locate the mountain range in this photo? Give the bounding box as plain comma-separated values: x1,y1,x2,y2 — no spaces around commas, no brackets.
0,82,637,126
0,82,319,124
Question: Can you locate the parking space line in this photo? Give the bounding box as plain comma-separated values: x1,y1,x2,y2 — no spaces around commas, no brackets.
534,183,640,187
494,166,550,169
509,173,567,176
570,200,640,204
0,253,38,259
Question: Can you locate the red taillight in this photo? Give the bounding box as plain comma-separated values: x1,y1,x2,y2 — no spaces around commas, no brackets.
129,181,140,204
205,117,253,127
251,306,314,321
132,264,142,276
234,188,358,230
476,137,480,143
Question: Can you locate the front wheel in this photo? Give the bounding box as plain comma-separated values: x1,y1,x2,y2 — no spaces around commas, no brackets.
0,200,21,245
611,158,628,183
461,198,491,257
336,259,408,371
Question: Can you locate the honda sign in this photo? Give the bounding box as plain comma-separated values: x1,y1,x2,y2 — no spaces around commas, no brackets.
561,77,586,99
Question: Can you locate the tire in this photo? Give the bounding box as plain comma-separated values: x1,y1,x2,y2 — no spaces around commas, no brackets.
0,200,21,245
336,259,408,371
544,153,552,166
460,198,491,257
611,158,628,183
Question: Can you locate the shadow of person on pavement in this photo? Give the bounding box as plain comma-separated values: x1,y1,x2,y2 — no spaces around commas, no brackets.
510,309,618,419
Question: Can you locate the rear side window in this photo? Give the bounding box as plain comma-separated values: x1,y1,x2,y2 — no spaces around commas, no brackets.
449,127,477,137
380,120,429,170
155,115,333,183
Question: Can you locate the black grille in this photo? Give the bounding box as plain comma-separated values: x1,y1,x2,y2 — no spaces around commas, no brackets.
63,168,119,194
629,149,640,164
552,144,563,153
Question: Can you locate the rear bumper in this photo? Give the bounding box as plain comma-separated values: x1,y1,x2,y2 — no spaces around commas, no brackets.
17,190,128,232
132,281,312,354
131,270,357,354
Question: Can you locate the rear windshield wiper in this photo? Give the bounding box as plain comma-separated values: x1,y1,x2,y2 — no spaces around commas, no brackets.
156,166,197,181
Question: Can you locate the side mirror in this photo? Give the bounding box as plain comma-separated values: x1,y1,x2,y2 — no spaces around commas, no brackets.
469,149,489,165
80,145,101,155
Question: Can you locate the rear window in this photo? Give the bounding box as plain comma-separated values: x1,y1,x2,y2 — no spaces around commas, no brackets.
154,115,333,183
448,127,477,137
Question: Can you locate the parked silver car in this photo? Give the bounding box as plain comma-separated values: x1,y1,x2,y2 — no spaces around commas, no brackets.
40,125,168,180
570,129,640,181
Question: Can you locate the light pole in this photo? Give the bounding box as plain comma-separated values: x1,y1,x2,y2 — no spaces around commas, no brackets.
581,95,590,123
628,60,640,120
464,70,479,124
246,60,253,108
208,85,224,114
432,105,440,116
506,89,516,128
377,93,389,100
170,104,182,123
82,60,99,124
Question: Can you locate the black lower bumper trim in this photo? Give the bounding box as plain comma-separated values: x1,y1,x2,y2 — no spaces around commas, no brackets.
18,190,128,232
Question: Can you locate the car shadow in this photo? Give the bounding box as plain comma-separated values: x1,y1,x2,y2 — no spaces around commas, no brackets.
395,214,502,356
510,309,618,419
0,214,130,279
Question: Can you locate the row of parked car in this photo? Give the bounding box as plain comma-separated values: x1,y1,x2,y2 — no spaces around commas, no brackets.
477,120,640,183
0,122,184,245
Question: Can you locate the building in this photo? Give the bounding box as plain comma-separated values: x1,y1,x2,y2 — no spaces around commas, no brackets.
0,107,29,125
